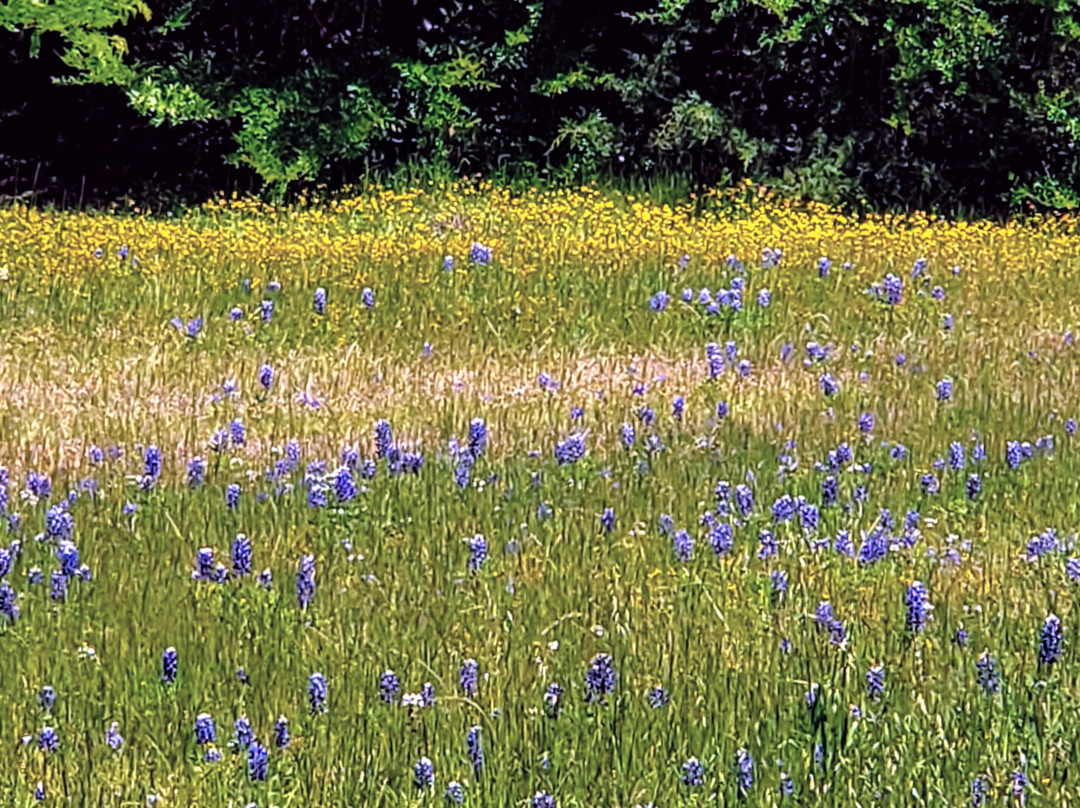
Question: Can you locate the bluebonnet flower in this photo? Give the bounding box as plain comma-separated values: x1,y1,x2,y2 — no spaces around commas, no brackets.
710,523,734,556
936,378,953,402
187,456,206,489
307,480,327,509
0,548,9,580
976,651,1000,695
225,483,241,510
50,570,67,601
468,418,488,456
296,555,315,609
34,782,45,801
649,290,669,312
1012,771,1028,803
800,503,820,532
670,395,686,421
770,569,788,601
56,539,79,576
466,725,483,774
882,273,903,304
308,672,328,714
234,715,255,749
920,473,940,495
38,686,55,711
203,747,222,763
905,581,929,633
537,502,553,520
227,420,246,449
955,628,969,648
943,313,954,330
966,474,981,501
532,791,555,808
858,529,888,566
141,446,161,481
732,484,753,517
1039,614,1062,666
413,756,435,789
445,781,465,803
194,547,215,581
858,412,875,433
334,467,356,502
194,713,216,744
460,659,479,697
818,256,831,277
1006,439,1025,470
374,419,394,459
681,287,694,303
260,299,274,322
771,495,797,523
584,653,616,703
706,342,724,379
673,529,694,562
467,534,487,571
647,684,670,708
247,741,269,781
231,534,252,577
469,242,492,265
454,452,474,489
821,475,839,506
819,373,838,396
970,775,989,807
0,580,19,622
378,669,400,704
554,432,586,465
267,280,281,292
105,721,124,750
656,513,675,535
271,715,290,749
735,748,754,794
229,306,243,321
757,529,777,560
258,364,273,390
37,726,59,753
682,757,704,786
949,441,965,470
600,507,616,533
160,646,179,683
1067,557,1080,582
757,287,771,306
313,286,327,315
831,529,853,557
637,405,655,426
359,458,376,479
866,664,885,701
357,286,375,309
1067,418,1078,436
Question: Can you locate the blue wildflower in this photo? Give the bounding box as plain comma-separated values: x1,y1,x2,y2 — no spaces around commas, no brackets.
905,581,929,633
308,671,328,714
296,555,315,609
194,713,216,744
1039,614,1062,666
584,653,616,704
682,757,704,787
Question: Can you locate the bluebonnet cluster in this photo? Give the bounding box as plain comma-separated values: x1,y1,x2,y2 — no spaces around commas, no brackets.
1039,614,1062,667
584,653,616,704
976,652,1000,695
469,242,492,265
682,757,704,786
466,725,484,774
543,682,564,718
905,580,929,634
459,659,479,697
554,432,586,465
308,671,328,714
296,554,315,609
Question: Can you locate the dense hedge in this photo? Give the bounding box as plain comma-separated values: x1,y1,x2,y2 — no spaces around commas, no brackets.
3,0,1080,212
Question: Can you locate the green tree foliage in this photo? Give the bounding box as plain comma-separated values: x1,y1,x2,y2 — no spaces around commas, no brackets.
2,0,1080,211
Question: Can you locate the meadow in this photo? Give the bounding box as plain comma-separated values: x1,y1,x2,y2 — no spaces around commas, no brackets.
1,182,1080,806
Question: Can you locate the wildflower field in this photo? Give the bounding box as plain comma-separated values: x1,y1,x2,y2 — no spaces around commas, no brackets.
3,183,1080,806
